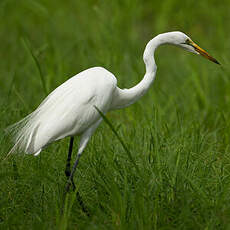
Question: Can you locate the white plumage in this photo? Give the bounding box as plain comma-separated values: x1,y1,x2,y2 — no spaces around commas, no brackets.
8,67,117,155
7,32,218,189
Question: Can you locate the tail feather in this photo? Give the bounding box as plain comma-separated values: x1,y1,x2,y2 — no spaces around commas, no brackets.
6,80,77,156
6,111,40,155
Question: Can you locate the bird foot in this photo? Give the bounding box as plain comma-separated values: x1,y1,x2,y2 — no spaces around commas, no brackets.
71,178,76,191
65,178,76,193
65,169,71,178
63,180,90,217
65,181,71,193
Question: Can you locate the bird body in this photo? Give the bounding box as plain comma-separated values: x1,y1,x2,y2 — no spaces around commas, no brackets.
9,67,118,155
7,32,219,189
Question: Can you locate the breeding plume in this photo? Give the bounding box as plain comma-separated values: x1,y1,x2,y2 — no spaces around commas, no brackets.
7,31,219,190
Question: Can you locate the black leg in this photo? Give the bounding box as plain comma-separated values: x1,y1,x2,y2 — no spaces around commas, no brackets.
69,153,82,190
63,137,90,216
65,137,74,178
66,153,90,216
65,152,82,192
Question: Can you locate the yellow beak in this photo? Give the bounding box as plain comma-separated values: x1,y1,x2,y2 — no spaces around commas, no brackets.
190,41,220,65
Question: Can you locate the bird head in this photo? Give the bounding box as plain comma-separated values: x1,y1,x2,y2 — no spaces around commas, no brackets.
167,31,220,64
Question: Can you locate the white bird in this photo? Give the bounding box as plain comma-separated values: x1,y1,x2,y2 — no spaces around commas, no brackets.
7,31,219,191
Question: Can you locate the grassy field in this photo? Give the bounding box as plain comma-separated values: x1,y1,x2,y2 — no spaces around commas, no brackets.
1,0,230,229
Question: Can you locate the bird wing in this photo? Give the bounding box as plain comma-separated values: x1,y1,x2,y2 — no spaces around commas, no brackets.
7,67,117,155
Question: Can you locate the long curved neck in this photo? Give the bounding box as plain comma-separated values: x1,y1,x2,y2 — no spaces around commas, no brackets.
122,39,158,103
112,34,166,110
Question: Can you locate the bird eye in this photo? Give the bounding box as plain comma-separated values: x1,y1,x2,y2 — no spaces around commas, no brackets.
185,38,190,44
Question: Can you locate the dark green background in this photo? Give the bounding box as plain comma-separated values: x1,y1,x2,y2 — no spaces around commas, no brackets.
1,0,230,229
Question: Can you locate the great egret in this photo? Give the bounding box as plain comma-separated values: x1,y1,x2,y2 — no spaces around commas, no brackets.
7,31,219,191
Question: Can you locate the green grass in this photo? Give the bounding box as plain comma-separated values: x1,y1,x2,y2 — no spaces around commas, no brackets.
1,0,230,229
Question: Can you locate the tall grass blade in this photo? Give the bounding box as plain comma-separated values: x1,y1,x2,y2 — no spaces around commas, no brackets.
21,37,48,95
94,106,140,174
